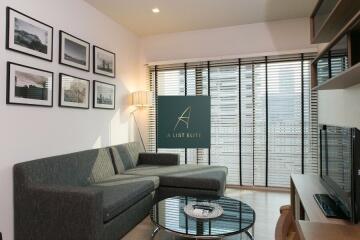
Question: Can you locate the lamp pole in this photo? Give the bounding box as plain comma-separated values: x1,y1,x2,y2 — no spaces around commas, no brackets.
131,108,146,152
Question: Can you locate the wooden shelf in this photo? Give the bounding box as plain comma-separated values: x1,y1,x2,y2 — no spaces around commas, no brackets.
311,1,360,43
290,174,351,224
291,174,360,240
314,63,360,90
296,221,360,240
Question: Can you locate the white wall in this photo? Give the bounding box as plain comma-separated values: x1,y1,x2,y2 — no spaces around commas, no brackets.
141,17,316,64
0,0,142,239
138,17,318,147
318,85,360,128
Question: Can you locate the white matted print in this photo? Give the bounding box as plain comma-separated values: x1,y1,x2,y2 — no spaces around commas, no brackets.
93,46,116,78
6,7,53,61
59,74,90,109
7,62,53,107
59,31,90,71
93,80,115,109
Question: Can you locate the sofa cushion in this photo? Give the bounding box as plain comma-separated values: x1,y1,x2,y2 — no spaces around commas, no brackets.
97,174,160,189
92,180,154,222
124,165,228,191
88,148,116,183
109,142,144,173
14,148,114,186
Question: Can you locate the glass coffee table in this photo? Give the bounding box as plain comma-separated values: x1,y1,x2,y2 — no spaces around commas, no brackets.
150,196,255,239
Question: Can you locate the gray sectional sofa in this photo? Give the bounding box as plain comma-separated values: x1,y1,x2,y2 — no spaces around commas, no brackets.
14,142,227,240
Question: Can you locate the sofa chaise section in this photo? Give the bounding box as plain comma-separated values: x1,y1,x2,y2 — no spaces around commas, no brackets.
110,142,228,198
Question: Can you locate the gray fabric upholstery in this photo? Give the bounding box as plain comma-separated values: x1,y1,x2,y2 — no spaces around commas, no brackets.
14,184,103,240
13,142,227,240
157,186,224,201
138,153,179,166
89,149,115,183
14,148,111,186
109,144,134,172
97,174,160,189
125,164,227,195
102,193,154,240
92,181,154,222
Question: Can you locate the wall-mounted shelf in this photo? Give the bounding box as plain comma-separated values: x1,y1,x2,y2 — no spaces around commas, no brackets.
311,0,360,43
313,63,360,90
311,12,360,89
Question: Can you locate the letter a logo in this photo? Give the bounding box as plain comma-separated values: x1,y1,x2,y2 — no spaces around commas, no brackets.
174,106,191,131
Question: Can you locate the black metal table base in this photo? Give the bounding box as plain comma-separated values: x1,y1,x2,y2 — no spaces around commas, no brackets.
151,226,254,240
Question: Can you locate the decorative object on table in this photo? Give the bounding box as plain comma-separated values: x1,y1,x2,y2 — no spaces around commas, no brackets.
129,91,152,151
59,73,90,109
59,31,90,71
93,46,116,78
7,62,53,107
6,7,53,61
184,202,224,219
93,80,115,109
157,96,211,148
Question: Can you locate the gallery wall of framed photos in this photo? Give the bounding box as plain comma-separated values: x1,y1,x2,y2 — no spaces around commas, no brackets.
5,6,118,111
0,1,144,240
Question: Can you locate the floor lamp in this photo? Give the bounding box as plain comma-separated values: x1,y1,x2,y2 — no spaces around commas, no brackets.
130,91,152,152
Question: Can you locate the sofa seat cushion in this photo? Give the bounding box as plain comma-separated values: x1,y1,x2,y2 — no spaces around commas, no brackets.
125,165,228,191
92,180,154,222
96,174,160,189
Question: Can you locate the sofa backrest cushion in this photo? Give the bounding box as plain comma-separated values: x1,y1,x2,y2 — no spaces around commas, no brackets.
110,142,144,172
88,149,115,183
14,148,115,186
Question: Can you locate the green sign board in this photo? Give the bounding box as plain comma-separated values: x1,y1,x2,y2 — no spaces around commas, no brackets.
157,96,210,148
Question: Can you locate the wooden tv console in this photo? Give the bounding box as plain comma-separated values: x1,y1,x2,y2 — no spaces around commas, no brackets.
290,174,360,240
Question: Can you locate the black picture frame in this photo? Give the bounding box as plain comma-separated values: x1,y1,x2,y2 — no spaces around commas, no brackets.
93,80,116,110
6,7,54,62
59,73,90,109
6,62,54,107
93,45,116,78
59,31,90,72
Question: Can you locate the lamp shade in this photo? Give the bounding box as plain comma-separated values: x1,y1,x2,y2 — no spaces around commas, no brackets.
130,91,152,107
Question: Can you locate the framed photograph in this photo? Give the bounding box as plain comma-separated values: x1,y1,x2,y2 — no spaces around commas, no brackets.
59,31,90,71
6,7,53,61
7,62,53,107
59,73,90,109
93,80,116,109
93,46,116,78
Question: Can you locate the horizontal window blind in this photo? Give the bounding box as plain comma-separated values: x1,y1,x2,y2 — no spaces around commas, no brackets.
148,52,318,187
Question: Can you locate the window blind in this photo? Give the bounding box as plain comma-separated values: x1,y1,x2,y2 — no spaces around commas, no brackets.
148,52,318,188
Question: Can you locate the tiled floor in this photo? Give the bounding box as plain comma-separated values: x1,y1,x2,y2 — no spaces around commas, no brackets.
123,188,290,240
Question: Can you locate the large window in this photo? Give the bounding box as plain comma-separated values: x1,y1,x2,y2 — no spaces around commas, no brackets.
147,53,318,187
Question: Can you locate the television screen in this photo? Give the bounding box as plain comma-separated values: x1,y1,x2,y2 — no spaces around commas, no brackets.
321,125,352,215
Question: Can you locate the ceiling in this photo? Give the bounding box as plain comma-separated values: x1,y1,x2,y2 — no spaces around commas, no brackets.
84,0,318,36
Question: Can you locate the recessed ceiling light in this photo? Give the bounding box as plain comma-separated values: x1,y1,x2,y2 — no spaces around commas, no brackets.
152,8,160,13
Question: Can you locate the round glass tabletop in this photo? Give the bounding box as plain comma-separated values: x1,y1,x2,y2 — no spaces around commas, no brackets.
150,196,256,239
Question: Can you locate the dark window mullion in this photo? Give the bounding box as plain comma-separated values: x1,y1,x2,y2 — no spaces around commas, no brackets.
301,53,305,174
155,65,158,153
239,58,242,186
184,63,188,164
265,56,269,187
208,61,211,166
